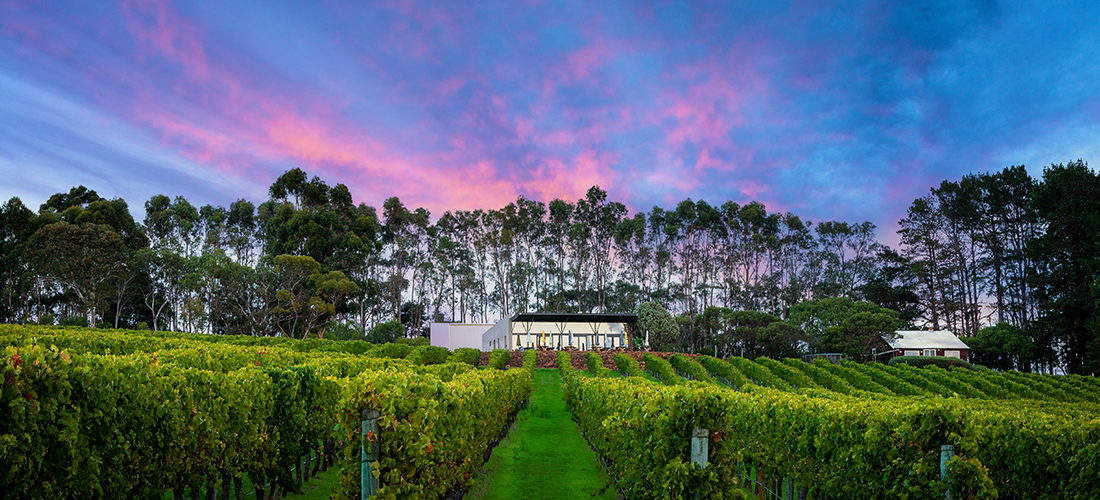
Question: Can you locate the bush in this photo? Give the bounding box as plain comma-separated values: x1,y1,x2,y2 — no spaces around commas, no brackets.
888,355,975,371
453,347,482,366
641,353,682,385
59,315,88,327
395,336,429,347
324,321,366,341
406,345,450,365
488,349,510,370
586,352,608,377
613,353,645,377
669,353,716,383
371,342,412,359
523,349,536,369
366,320,403,344
634,302,678,351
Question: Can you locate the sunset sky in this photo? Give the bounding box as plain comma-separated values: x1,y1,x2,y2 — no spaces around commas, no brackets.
2,1,1099,241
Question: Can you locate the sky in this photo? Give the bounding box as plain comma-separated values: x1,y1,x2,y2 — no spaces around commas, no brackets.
2,0,1100,244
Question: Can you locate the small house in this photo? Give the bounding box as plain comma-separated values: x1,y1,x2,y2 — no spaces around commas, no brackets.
888,330,969,361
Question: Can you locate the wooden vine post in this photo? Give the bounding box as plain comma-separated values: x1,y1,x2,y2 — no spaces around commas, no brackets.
691,428,709,500
361,409,381,500
940,444,955,499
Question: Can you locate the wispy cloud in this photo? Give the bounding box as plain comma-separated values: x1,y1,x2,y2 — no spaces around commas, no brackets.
3,0,1100,238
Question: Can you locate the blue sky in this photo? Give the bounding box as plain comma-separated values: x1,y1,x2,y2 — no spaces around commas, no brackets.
2,0,1099,242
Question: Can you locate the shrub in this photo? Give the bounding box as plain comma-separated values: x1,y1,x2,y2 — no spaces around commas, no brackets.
641,353,682,385
366,320,403,344
889,355,975,371
586,351,607,377
613,353,645,377
371,342,412,359
406,345,450,365
59,315,88,327
669,354,715,383
395,336,429,347
488,349,510,370
453,347,482,366
523,349,536,369
633,302,678,351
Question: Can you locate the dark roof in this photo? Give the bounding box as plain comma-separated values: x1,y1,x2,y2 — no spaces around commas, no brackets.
510,312,637,324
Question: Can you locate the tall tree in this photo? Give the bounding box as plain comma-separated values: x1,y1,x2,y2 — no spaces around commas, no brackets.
1029,160,1100,375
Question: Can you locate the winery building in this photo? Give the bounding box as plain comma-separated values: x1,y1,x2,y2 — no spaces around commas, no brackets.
887,330,970,361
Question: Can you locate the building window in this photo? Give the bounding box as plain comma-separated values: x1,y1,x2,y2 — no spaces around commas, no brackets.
905,350,920,357
945,350,960,358
923,349,937,357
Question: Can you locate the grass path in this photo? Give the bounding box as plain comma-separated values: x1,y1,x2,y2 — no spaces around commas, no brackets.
464,369,617,500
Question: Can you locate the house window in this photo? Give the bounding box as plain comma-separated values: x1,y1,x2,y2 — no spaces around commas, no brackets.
905,350,920,357
923,349,937,357
945,350,960,359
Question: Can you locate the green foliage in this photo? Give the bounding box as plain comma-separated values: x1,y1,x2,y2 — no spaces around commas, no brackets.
788,297,900,344
1029,159,1100,375
565,376,748,499
394,336,429,347
696,355,752,390
367,320,404,344
754,356,818,389
889,355,976,370
58,315,88,327
967,322,1036,371
325,321,367,341
334,364,531,499
405,345,450,365
722,310,806,359
371,342,412,359
585,351,608,377
668,354,715,383
522,349,536,370
820,311,897,361
784,358,853,394
452,347,482,366
488,349,510,370
613,352,645,377
634,301,678,351
727,357,790,390
641,353,683,385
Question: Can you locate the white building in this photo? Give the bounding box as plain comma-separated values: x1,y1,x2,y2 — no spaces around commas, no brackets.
430,322,494,350
888,330,970,361
482,312,637,351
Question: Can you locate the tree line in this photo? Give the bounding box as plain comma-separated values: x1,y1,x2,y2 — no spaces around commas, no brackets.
2,161,1099,374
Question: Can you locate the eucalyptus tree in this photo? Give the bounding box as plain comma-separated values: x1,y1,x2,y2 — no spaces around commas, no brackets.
226,199,261,267
510,196,546,313
381,196,415,321
899,194,953,330
613,212,650,308
814,220,880,299
481,205,515,319
0,197,37,323
725,201,780,312
25,222,127,327
544,199,574,312
647,206,675,310
574,187,625,313
771,213,817,317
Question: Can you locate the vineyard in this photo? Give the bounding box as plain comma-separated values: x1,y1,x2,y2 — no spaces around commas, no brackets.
561,352,1100,499
3,324,1100,500
0,324,532,499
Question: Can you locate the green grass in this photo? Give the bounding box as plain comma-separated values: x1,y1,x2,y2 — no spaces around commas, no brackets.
464,369,617,500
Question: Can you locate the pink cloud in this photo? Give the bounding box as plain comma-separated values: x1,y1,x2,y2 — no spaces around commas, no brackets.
122,0,209,79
